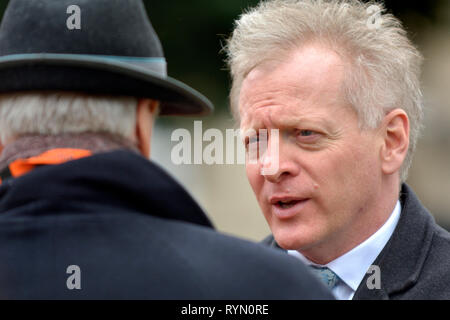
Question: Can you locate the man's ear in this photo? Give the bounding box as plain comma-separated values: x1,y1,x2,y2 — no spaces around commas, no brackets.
380,109,409,176
135,99,160,158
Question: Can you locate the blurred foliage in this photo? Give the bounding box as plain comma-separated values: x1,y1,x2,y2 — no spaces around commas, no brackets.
0,0,445,112
143,0,260,111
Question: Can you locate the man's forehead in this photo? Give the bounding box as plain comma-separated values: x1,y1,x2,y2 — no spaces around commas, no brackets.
245,44,345,85
239,44,348,126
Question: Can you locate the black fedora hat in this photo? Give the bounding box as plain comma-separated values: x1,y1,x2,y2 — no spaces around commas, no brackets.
0,0,213,116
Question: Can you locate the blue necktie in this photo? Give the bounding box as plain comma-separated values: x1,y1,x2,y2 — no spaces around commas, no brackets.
309,266,341,289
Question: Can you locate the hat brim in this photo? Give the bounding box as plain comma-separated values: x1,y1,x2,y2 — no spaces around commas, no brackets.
0,55,213,116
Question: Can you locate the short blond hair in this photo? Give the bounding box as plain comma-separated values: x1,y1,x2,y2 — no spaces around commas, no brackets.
225,0,424,182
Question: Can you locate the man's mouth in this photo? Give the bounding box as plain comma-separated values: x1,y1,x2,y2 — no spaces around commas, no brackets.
269,196,310,219
276,200,302,209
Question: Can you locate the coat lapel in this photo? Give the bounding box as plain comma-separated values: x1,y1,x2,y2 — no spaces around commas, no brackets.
353,184,435,299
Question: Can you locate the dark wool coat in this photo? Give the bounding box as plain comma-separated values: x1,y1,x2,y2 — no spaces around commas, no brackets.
0,150,333,299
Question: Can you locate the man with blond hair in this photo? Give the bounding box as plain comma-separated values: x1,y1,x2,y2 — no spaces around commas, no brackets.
226,0,450,299
0,0,334,299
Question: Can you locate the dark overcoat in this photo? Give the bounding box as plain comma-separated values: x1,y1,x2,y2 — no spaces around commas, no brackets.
0,150,333,299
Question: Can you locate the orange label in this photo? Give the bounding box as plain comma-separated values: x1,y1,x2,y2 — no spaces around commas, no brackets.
8,148,92,178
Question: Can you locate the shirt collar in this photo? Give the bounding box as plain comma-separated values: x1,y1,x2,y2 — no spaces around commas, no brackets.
288,200,401,291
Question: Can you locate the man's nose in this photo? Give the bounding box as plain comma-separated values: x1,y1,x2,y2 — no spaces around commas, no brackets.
260,134,299,183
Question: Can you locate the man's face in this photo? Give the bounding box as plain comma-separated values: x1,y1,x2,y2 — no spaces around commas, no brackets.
239,45,384,260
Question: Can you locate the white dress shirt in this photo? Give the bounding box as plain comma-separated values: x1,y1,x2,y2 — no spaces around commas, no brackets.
288,200,401,300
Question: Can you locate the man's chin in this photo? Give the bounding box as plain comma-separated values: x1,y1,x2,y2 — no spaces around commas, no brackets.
272,220,329,248
273,233,317,251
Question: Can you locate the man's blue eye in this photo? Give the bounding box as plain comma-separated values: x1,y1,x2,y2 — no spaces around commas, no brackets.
300,130,315,136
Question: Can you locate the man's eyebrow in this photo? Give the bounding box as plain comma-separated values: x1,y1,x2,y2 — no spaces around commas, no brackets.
270,114,334,129
241,115,336,136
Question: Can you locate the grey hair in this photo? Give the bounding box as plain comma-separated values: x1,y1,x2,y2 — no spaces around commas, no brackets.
0,92,138,144
225,0,424,182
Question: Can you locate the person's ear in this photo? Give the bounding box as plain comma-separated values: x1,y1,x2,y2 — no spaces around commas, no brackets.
135,99,160,158
380,109,409,176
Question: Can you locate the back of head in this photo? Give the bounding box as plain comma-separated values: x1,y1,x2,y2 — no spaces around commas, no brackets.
0,0,212,153
0,92,138,145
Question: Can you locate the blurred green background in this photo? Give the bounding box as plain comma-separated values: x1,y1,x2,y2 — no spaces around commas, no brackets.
145,0,450,115
0,0,449,238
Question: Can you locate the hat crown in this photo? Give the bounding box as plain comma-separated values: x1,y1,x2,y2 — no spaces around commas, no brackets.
0,0,164,58
0,0,213,116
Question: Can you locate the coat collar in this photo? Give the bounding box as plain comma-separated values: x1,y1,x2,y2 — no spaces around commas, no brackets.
353,184,435,299
0,150,213,229
0,133,139,172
